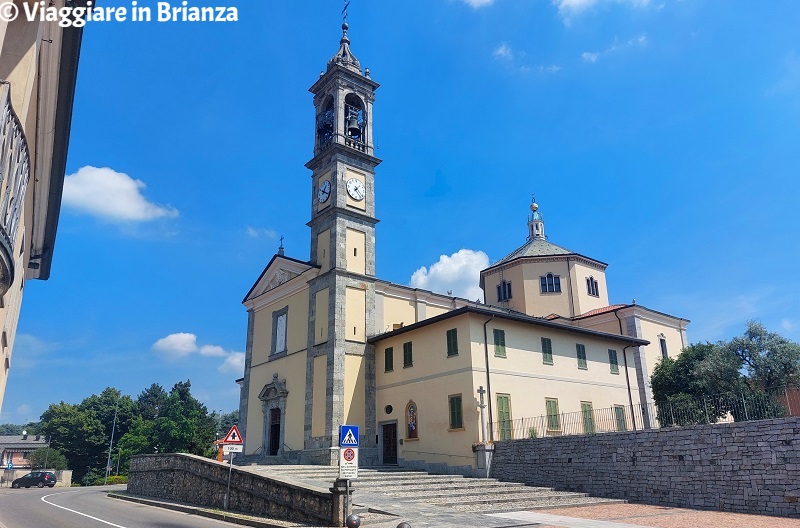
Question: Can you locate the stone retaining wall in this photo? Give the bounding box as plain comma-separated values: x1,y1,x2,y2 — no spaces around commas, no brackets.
128,453,340,525
491,417,800,517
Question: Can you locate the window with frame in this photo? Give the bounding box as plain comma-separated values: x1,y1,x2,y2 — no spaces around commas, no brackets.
586,276,599,297
406,401,418,438
608,349,619,374
403,341,413,368
446,329,459,357
493,328,506,358
271,307,288,355
384,347,394,372
448,394,463,429
614,405,627,431
576,343,587,369
497,394,512,440
497,280,512,302
540,273,561,293
545,398,560,431
541,337,553,365
659,336,668,359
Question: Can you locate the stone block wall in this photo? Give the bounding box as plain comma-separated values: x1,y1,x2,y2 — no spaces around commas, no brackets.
491,417,800,517
128,453,337,525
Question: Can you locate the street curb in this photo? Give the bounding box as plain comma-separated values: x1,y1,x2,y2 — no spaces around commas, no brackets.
107,492,297,528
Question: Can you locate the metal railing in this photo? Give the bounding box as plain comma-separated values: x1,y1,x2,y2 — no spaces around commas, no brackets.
0,82,31,295
490,385,800,440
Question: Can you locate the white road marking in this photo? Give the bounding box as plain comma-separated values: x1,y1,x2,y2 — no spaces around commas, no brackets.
42,490,128,528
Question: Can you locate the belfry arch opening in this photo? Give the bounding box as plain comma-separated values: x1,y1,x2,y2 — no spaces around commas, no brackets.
316,96,334,149
344,93,365,143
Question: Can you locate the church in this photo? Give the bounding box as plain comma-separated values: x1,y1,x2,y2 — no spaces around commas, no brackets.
236,21,689,475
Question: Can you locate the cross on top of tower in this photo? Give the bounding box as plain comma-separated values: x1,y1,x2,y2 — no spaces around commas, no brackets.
328,3,361,74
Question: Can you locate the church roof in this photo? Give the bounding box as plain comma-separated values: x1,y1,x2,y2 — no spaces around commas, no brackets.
495,237,576,265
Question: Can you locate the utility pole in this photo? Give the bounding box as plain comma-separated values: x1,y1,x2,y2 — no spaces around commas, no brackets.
104,401,119,485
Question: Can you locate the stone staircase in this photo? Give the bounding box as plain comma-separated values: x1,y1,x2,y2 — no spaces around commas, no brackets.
246,464,623,514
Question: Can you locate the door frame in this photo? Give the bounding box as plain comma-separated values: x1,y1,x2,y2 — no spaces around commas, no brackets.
378,420,398,465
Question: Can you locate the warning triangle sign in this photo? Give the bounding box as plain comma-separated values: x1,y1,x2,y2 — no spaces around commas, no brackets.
223,425,244,444
342,429,357,446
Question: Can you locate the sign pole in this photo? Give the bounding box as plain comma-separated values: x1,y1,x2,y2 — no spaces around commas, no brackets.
224,453,234,510
346,478,350,517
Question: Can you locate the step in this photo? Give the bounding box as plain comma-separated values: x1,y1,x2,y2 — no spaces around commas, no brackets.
362,481,543,493
387,486,563,500
425,490,588,507
469,496,626,513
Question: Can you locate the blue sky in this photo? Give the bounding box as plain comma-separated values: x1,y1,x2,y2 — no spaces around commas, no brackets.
4,0,800,423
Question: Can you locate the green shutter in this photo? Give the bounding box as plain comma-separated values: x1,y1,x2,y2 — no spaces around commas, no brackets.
497,395,512,440
384,347,393,372
545,398,560,431
608,349,619,374
494,329,506,358
449,395,463,429
403,342,413,367
541,337,553,365
614,406,627,431
581,402,595,434
576,344,587,369
446,329,458,357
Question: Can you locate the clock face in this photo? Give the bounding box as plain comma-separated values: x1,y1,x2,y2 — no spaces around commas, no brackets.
317,180,331,203
346,178,366,201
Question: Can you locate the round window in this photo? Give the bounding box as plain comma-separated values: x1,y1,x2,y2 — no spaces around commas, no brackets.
384,405,393,414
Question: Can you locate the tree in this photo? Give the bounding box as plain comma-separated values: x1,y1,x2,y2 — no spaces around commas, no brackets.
136,383,167,421
0,423,22,435
39,402,107,482
29,447,67,470
651,321,799,425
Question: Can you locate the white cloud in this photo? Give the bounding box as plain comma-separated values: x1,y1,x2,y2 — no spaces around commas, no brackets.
582,33,648,63
781,319,797,333
200,345,227,357
409,249,489,301
153,332,243,372
460,0,494,7
16,404,31,416
152,332,198,360
218,352,245,375
493,44,513,60
63,166,179,222
554,0,650,17
246,226,278,239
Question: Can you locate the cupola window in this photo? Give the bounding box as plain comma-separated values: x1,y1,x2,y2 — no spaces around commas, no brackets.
497,280,512,302
586,277,599,297
540,273,561,294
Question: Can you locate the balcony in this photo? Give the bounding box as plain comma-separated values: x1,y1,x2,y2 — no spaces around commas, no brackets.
0,83,32,296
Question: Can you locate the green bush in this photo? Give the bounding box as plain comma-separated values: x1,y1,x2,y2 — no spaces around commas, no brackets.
92,475,128,486
527,427,538,438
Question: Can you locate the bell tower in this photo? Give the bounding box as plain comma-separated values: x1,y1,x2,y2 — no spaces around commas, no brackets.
303,21,381,465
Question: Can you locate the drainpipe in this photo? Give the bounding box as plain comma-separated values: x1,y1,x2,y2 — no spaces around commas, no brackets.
615,310,637,431
483,315,495,442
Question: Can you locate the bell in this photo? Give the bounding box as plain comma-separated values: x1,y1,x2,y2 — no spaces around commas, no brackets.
346,116,361,138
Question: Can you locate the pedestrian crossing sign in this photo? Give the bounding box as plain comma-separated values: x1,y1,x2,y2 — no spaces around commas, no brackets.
339,425,359,447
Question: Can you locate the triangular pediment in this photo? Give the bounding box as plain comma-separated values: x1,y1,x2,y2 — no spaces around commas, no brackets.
243,254,317,303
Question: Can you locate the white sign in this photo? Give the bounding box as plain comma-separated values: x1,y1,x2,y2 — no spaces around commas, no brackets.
223,444,244,453
338,447,358,479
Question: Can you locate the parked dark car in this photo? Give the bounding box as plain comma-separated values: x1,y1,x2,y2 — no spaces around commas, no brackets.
12,471,57,488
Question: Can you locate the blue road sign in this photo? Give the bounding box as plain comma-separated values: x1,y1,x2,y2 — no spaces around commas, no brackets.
339,425,359,447
7,461,11,471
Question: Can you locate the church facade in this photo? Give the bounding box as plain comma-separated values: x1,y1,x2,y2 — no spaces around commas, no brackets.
237,23,689,474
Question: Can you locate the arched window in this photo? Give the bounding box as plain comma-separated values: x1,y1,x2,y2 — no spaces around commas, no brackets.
406,401,418,439
316,96,334,149
540,273,561,293
586,277,599,297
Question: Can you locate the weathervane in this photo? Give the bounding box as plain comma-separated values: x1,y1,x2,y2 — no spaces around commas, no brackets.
342,0,350,24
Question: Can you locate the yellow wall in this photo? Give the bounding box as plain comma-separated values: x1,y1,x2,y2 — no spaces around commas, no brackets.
250,288,310,366
317,229,330,273
381,295,415,332
570,261,609,316
344,355,366,428
639,319,685,382
311,354,328,437
314,288,329,345
345,287,366,342
482,265,525,313
244,350,307,454
346,228,366,275
375,316,478,467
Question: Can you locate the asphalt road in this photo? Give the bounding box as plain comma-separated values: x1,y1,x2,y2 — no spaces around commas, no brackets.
0,485,239,528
